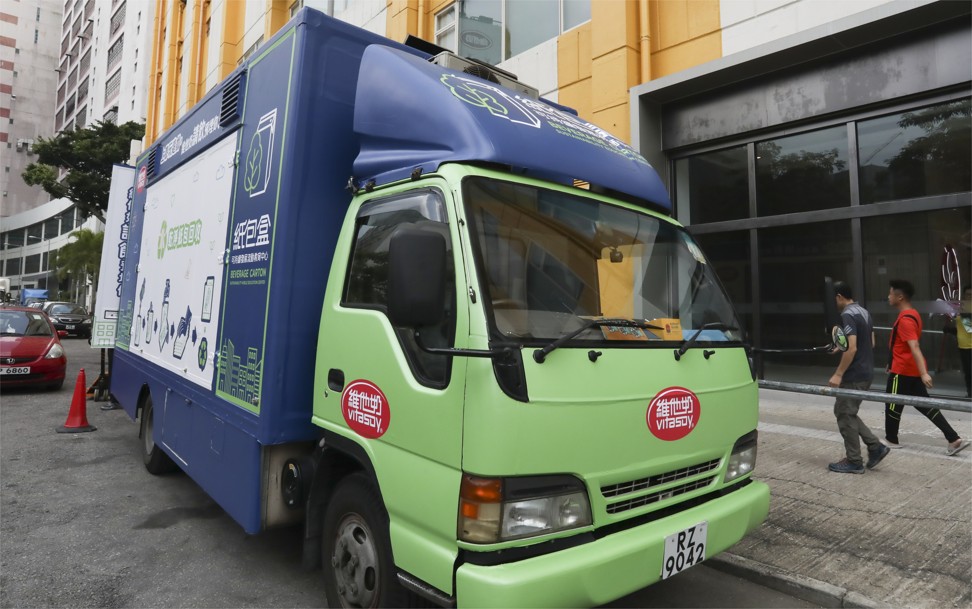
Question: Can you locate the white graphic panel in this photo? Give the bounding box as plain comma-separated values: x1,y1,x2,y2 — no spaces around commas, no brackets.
92,165,135,348
131,133,237,388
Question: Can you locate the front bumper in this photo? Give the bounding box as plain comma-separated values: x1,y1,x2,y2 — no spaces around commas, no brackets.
455,480,769,608
0,359,66,388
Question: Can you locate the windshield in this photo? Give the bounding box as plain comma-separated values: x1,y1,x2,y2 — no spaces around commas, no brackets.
463,177,743,346
0,311,55,337
50,304,87,315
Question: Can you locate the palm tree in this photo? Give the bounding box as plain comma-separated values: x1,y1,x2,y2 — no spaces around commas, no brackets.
52,229,104,308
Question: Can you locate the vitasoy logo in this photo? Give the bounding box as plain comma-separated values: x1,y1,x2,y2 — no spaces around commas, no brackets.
341,380,390,439
647,387,701,441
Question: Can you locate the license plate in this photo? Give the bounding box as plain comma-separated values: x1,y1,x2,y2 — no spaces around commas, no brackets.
66,325,75,329
661,521,707,579
0,367,30,375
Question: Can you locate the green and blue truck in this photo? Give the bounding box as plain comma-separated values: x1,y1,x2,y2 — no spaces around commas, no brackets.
108,7,770,607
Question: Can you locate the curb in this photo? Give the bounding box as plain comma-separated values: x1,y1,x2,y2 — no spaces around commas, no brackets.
707,553,890,609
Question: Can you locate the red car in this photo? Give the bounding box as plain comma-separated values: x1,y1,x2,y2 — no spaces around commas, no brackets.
0,306,67,391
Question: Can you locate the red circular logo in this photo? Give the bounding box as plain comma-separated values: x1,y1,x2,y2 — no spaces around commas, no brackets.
646,387,701,441
341,380,390,439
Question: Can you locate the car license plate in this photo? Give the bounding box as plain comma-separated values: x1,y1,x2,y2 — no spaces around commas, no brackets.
0,367,30,375
661,521,707,579
66,325,75,330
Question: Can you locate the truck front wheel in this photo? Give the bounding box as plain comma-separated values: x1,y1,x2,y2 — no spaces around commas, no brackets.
322,473,409,608
140,393,177,475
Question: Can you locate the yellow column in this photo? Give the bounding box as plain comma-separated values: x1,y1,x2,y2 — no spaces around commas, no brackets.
264,0,289,42
186,0,206,108
589,0,641,143
385,0,418,44
145,0,167,144
219,0,245,81
161,0,185,131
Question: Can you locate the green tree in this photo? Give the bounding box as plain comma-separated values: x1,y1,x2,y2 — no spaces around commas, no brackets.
22,120,144,222
53,229,104,307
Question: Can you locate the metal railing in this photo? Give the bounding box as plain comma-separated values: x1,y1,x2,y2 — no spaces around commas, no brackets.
759,379,972,413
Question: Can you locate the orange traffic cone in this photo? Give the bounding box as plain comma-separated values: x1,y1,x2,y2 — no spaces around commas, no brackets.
57,369,97,433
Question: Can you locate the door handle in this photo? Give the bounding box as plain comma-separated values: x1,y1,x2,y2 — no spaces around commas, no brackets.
327,369,345,392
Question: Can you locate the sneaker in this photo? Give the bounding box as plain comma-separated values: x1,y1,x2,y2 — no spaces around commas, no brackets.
866,444,891,469
882,439,902,449
946,439,970,456
828,458,865,474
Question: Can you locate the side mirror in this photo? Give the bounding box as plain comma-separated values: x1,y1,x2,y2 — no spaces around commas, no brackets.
387,228,447,328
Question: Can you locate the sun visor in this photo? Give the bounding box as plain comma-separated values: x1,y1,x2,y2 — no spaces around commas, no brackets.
352,45,672,213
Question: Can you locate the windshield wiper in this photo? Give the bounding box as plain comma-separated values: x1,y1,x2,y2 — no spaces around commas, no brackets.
533,318,663,364
673,322,737,361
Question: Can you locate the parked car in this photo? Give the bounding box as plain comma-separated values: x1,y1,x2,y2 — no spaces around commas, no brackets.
0,306,67,391
40,302,93,338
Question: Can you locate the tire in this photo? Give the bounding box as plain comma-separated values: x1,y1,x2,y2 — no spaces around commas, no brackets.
47,378,65,391
140,393,177,475
322,473,412,608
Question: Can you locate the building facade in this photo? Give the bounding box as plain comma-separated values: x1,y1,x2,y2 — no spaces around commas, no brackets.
0,0,155,305
55,0,156,134
135,0,972,394
632,0,971,393
0,0,63,217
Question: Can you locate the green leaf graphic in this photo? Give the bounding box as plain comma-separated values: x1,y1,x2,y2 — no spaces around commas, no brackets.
244,131,263,194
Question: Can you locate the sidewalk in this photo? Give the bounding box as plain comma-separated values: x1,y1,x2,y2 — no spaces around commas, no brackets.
711,390,972,608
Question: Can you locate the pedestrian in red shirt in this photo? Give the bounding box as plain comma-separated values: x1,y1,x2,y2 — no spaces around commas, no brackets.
884,280,969,456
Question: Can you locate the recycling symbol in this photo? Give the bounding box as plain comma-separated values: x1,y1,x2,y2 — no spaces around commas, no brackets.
198,338,208,370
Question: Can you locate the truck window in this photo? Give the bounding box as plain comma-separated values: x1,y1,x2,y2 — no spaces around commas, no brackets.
343,190,456,388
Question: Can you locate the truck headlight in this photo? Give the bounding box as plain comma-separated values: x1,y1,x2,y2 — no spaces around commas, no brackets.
459,474,592,544
724,430,757,483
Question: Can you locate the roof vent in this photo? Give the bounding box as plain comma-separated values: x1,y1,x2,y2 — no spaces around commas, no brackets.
430,52,538,99
145,147,158,180
219,70,246,127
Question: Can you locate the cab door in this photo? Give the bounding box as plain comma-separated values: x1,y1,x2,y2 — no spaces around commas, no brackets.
313,182,468,595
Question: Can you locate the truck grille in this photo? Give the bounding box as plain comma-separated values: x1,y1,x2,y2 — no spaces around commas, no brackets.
601,458,721,515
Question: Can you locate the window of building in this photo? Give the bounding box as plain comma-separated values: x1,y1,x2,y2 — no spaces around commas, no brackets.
507,1,558,58
27,224,42,244
290,0,303,18
756,125,850,216
4,257,22,276
693,230,752,337
43,216,60,240
6,228,24,248
34,30,39,43
858,97,971,204
24,254,41,275
862,207,971,378
676,146,749,225
758,220,853,377
562,0,591,31
435,0,591,64
434,5,457,53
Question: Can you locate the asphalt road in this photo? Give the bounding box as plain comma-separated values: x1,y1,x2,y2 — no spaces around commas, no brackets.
1,338,817,608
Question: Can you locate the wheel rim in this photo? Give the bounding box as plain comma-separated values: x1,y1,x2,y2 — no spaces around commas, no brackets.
329,513,380,608
143,404,155,455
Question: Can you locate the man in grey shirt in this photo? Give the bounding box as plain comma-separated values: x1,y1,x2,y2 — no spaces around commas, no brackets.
827,282,890,474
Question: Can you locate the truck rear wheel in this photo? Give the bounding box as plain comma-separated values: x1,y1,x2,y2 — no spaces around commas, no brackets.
140,393,177,475
322,473,410,608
